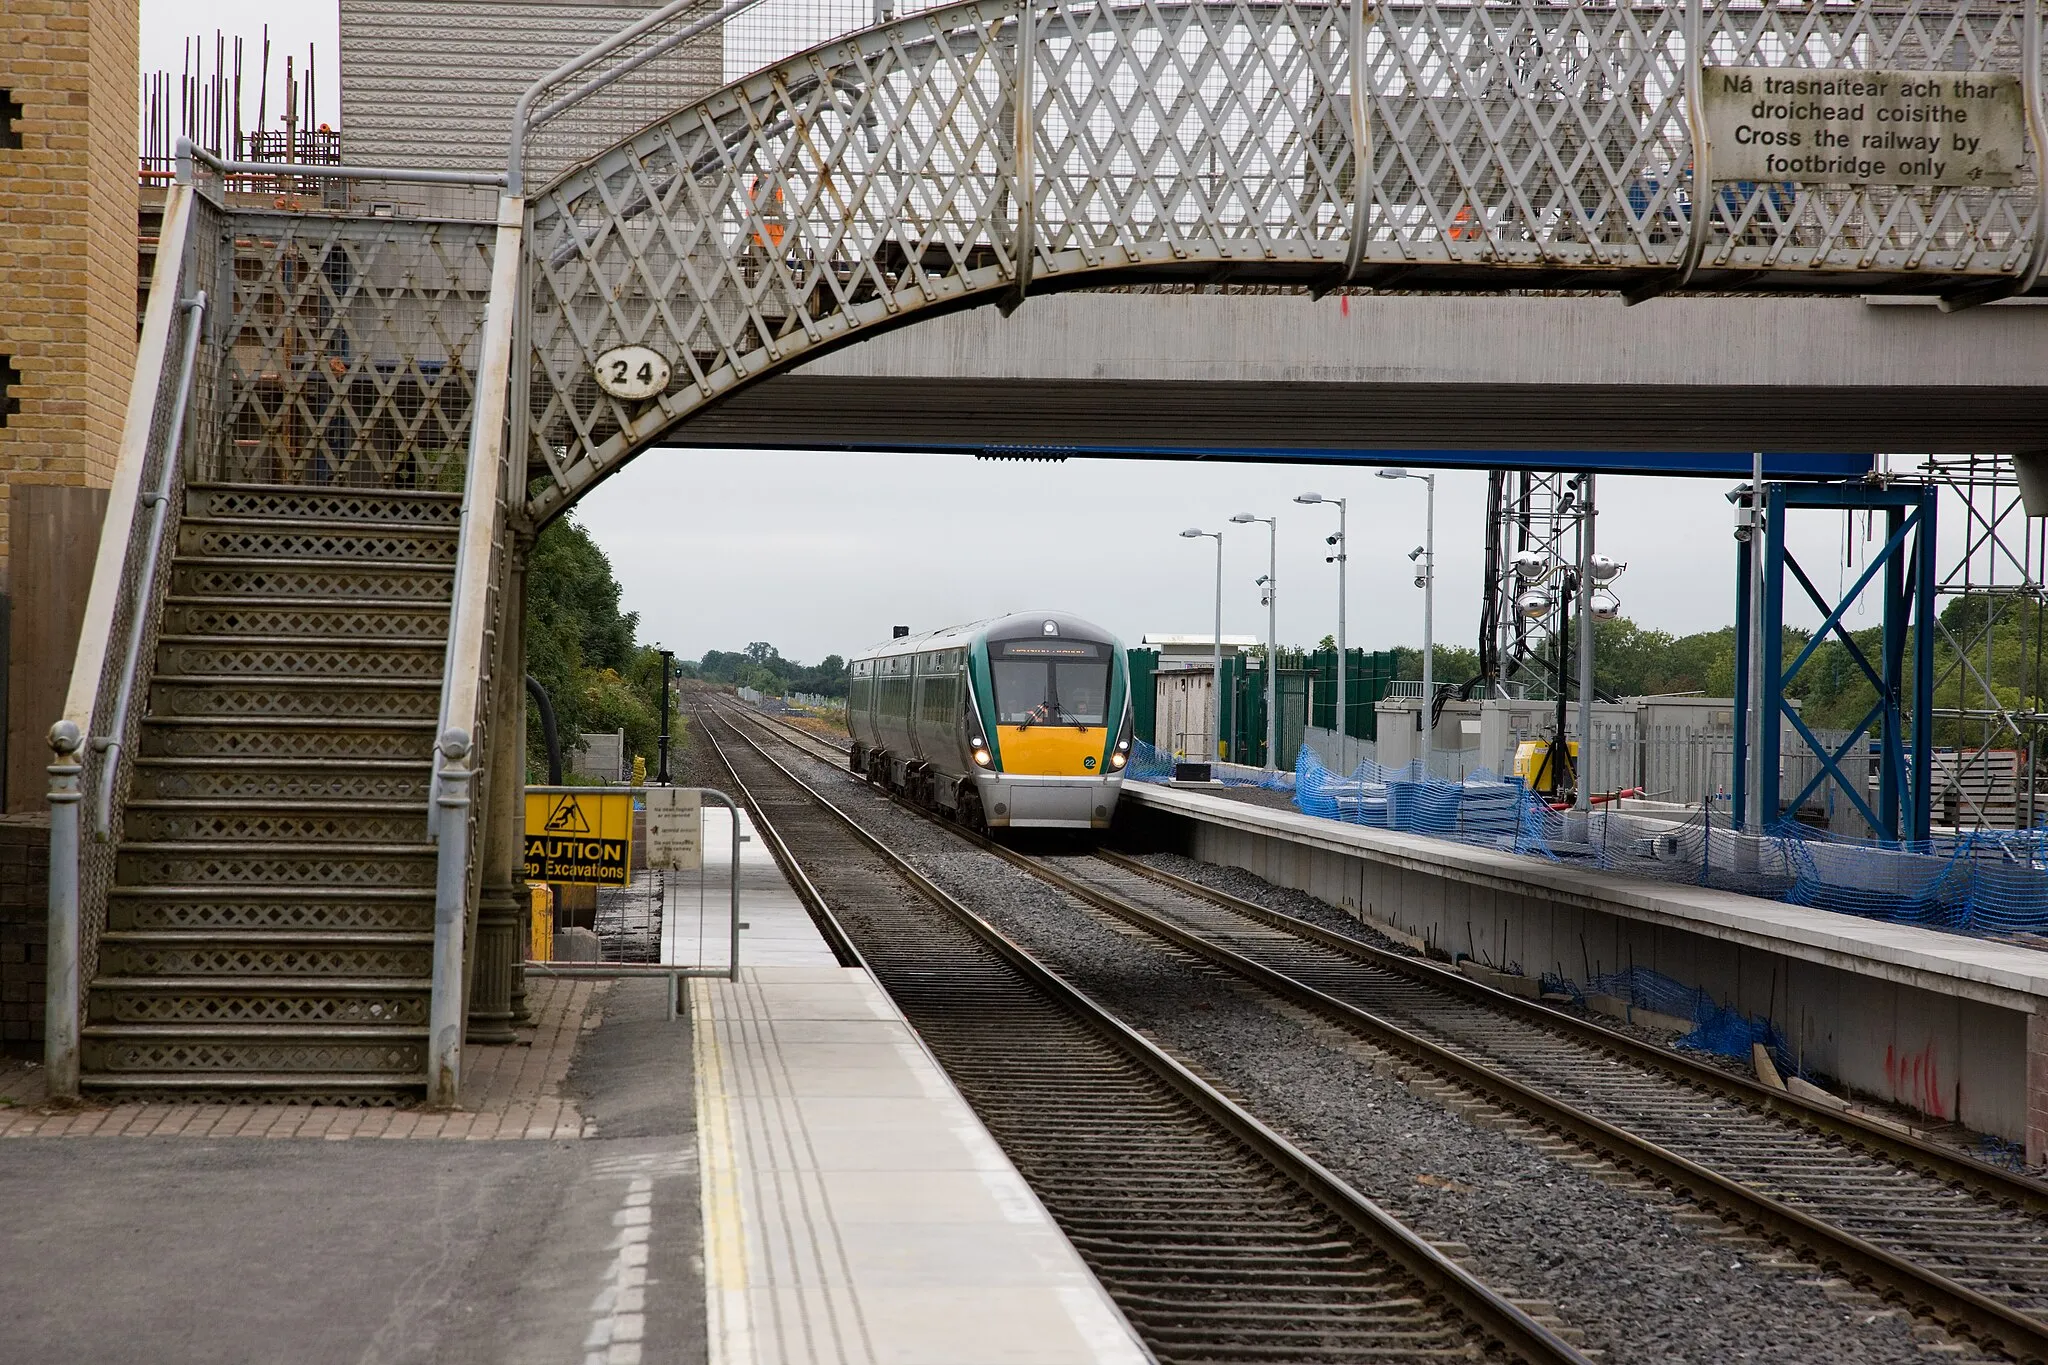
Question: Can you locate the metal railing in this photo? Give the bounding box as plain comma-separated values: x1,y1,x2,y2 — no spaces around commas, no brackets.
520,785,748,1020
44,181,212,1098
92,290,208,839
425,193,526,1106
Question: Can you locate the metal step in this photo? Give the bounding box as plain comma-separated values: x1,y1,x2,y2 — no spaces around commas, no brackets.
170,557,453,603
115,841,437,890
147,676,440,723
152,635,445,681
85,483,459,1097
109,885,435,934
160,596,450,640
87,978,429,1028
186,483,461,527
77,1072,427,1103
122,800,428,846
139,716,437,762
177,518,458,565
130,757,431,805
80,1023,428,1078
96,931,434,979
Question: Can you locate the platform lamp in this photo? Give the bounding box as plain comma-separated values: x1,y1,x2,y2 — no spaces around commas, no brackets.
1231,512,1279,771
1377,469,1436,769
1180,527,1225,762
1295,493,1347,762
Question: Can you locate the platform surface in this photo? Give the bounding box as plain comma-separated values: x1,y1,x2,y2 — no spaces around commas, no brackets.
1127,780,2048,1009
663,807,842,969
692,967,1146,1365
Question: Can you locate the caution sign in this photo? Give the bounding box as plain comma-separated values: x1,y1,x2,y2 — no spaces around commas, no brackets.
523,790,634,886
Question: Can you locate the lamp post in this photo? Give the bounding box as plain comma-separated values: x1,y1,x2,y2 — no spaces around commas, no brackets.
1295,493,1347,762
1231,512,1278,770
1179,528,1225,762
1378,469,1436,769
656,646,675,783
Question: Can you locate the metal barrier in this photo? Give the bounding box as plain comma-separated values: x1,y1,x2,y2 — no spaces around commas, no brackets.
521,786,748,1021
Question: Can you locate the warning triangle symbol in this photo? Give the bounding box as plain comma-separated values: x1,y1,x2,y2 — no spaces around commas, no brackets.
544,797,591,833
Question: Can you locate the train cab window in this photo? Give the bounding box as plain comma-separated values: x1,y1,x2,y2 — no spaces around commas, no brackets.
992,640,1110,726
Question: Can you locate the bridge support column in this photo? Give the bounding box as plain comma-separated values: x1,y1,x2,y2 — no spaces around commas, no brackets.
468,532,532,1044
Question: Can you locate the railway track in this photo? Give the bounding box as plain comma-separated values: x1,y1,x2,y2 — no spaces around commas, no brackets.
693,704,1593,1365
719,699,2048,1363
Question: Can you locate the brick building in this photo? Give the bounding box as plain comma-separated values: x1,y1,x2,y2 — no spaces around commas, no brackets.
0,1,140,1042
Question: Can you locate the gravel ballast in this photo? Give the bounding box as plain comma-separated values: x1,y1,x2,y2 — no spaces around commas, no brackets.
693,722,1968,1364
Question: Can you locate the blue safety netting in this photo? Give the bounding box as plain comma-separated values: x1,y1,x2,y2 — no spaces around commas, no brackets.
1131,742,2048,940
1583,965,1802,1076
1291,748,1557,857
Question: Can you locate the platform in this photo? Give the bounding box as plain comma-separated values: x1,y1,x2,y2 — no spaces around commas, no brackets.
662,806,840,969
1121,781,2048,1163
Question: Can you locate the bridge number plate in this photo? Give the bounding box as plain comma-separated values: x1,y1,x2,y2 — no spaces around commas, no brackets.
524,790,634,886
1704,68,2024,188
644,786,704,872
593,345,672,401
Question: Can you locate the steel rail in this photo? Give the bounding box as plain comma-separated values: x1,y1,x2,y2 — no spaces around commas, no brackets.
695,703,1594,1365
1094,851,2048,1218
732,703,2048,1207
721,701,2048,1363
991,858,2048,1364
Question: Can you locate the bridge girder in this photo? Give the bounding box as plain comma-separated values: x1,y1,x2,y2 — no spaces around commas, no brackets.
519,0,2048,518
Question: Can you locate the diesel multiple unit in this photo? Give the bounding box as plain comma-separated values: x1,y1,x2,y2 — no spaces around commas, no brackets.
848,612,1133,830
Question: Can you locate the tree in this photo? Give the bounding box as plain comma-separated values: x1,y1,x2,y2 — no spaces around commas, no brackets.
524,515,668,777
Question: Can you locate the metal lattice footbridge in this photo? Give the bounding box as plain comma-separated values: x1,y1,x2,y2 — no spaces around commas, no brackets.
47,0,2048,1102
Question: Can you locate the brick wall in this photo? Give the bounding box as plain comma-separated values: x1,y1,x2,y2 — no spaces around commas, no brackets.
0,0,139,587
0,817,48,1048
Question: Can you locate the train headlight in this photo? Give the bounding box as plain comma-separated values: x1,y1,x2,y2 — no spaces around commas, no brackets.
971,743,993,768
1109,751,1127,770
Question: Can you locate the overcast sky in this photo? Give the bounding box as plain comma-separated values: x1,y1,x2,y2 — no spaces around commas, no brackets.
144,2,1932,668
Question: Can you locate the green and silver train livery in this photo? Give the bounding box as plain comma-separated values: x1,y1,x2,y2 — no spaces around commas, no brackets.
847,612,1133,831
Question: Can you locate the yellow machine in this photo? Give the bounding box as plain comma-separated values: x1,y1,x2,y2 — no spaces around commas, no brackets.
1513,738,1578,796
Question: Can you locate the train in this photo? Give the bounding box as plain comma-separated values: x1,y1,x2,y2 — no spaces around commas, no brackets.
847,611,1133,831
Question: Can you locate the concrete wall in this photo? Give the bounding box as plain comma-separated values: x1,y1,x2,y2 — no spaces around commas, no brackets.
1123,796,2045,1157
0,0,138,581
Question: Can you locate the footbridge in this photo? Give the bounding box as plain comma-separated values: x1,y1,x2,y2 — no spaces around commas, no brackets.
46,0,2048,1104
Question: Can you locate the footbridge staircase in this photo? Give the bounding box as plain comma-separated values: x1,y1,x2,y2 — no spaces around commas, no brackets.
44,0,2048,1103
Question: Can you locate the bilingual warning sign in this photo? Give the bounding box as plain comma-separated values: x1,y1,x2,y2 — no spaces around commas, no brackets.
523,790,634,886
1703,68,2026,187
644,786,704,872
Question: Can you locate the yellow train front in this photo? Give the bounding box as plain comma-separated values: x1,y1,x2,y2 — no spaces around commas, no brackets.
846,612,1132,831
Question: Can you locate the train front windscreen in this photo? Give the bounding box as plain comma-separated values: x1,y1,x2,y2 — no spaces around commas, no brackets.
990,640,1112,726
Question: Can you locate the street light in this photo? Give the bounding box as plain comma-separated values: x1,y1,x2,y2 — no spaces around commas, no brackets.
1295,492,1348,760
1180,527,1225,762
1377,469,1436,769
1231,512,1278,771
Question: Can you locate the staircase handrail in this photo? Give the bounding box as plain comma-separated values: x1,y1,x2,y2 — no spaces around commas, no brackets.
44,181,200,1099
425,194,526,1106
92,289,209,839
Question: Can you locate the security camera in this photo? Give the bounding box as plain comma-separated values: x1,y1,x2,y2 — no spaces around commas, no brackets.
1407,545,1425,561
1725,482,1753,505
1326,534,1340,546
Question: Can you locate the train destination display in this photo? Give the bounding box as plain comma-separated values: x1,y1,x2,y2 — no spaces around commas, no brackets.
1703,68,2025,187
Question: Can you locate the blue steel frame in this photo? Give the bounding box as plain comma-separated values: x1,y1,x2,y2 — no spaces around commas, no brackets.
1734,483,1936,841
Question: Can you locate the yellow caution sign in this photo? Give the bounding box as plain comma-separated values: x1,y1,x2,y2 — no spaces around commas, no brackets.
524,790,634,886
